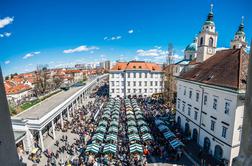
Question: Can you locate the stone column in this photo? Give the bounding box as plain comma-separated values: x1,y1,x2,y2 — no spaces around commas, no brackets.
233,42,252,166
51,121,56,140
39,130,45,151
60,113,64,129
66,107,70,121
0,67,20,165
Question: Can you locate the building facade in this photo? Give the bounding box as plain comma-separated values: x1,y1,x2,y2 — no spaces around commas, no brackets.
175,49,248,165
109,61,164,98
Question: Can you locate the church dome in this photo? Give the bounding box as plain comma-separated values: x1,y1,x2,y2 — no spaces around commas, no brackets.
185,42,197,52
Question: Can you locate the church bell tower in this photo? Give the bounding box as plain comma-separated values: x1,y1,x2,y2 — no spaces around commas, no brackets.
196,4,218,63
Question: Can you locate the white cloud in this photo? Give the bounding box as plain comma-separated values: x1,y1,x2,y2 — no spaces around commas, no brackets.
63,45,99,54
0,32,11,38
4,60,10,64
4,32,11,37
23,51,40,59
136,47,183,62
104,35,122,41
0,17,14,28
137,48,167,57
128,29,134,34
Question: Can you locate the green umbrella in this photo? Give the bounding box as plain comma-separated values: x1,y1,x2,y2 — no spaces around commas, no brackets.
98,120,108,127
111,114,119,120
142,133,153,141
137,120,147,126
110,121,119,127
103,144,117,154
92,133,104,141
86,143,100,154
128,134,141,142
129,143,143,153
140,126,150,133
136,114,144,120
128,126,138,133
127,114,135,120
106,134,118,142
101,114,110,120
127,120,137,126
96,126,107,133
108,126,118,133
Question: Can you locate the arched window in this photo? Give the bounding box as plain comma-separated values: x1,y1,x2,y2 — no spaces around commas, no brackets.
214,145,223,160
209,37,214,47
200,37,204,46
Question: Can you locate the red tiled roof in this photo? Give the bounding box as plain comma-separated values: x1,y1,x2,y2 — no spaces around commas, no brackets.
5,84,32,95
111,61,162,72
178,49,249,90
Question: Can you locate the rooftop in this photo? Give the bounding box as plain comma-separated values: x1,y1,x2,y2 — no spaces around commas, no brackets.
111,61,162,72
16,86,83,119
178,48,249,90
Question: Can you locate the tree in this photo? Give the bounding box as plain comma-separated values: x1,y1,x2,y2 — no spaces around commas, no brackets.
34,64,49,96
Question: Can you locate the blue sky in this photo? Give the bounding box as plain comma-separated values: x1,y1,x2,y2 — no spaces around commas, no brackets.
0,0,251,75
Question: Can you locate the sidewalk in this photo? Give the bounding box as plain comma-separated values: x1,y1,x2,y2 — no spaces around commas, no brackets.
183,141,222,166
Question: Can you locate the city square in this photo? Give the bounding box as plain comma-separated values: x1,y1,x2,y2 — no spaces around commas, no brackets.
0,0,251,166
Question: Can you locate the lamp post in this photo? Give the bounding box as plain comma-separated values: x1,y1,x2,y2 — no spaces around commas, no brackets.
233,41,252,166
0,67,20,165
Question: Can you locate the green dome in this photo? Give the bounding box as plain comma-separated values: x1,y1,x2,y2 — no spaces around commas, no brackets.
185,42,197,52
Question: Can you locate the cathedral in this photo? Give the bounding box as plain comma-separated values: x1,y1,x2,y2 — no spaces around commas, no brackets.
175,4,248,74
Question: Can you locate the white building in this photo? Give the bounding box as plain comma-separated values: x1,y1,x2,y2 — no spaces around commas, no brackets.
175,4,249,165
109,61,164,98
175,48,248,165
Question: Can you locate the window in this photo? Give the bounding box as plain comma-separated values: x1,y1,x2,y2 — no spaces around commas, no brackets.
139,81,142,86
112,74,114,78
139,73,142,78
222,126,227,138
151,73,153,78
150,81,153,86
133,81,136,86
200,37,204,46
209,37,213,47
144,89,147,93
188,106,191,116
127,81,130,86
184,88,186,96
133,89,136,93
139,89,142,93
178,100,181,109
189,90,192,99
145,73,147,78
127,89,130,93
155,89,157,93
194,111,198,120
133,73,136,78
224,102,230,114
213,98,218,110
111,81,114,86
116,81,119,86
196,92,199,102
144,81,147,86
160,81,163,87
127,73,130,78
182,103,185,112
155,81,158,86
111,89,114,93
210,120,215,131
204,95,208,105
121,73,124,78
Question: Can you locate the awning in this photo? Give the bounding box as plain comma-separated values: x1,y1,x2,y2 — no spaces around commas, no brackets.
127,120,137,126
155,119,165,126
137,120,147,126
108,126,118,133
106,134,118,142
169,139,184,149
96,126,107,133
158,125,169,132
128,126,138,133
163,131,175,140
98,120,108,127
